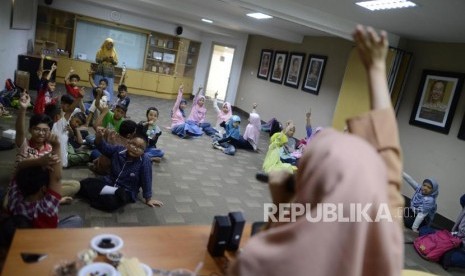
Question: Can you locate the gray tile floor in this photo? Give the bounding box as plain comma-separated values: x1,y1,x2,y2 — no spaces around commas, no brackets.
0,87,463,275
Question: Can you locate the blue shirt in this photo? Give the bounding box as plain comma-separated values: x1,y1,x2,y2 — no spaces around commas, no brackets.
97,141,153,202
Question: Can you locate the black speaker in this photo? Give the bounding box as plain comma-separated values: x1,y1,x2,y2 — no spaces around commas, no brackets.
44,0,53,5
226,212,245,251
207,215,231,257
176,26,183,36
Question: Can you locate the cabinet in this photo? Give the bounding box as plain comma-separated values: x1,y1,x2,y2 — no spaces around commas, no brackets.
35,6,74,57
145,34,200,78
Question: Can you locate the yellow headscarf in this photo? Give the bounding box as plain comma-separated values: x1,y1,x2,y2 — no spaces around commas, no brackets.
262,132,297,174
96,38,118,64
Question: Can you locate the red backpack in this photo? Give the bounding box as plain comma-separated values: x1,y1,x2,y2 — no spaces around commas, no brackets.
413,230,462,262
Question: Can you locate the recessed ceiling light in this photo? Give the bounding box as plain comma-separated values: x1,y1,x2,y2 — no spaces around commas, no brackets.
246,12,272,19
201,18,213,23
356,0,416,11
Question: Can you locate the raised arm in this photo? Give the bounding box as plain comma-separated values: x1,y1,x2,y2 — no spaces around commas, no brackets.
47,134,62,195
402,172,420,191
64,68,74,85
305,111,312,138
347,25,403,224
36,54,45,79
45,63,57,81
172,85,184,114
252,103,258,113
119,68,127,86
87,68,97,88
213,91,220,114
192,87,202,104
15,92,30,147
353,26,390,110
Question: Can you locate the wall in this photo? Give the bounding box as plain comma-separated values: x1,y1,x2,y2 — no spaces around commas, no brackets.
397,40,465,220
193,33,248,104
235,35,353,138
37,0,249,99
0,0,38,82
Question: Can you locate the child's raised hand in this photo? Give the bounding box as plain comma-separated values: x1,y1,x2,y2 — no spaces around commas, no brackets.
352,25,388,70
253,103,258,109
214,91,218,99
19,93,30,110
306,112,311,119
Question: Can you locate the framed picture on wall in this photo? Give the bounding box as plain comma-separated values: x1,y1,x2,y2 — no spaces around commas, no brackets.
284,52,306,88
302,55,327,95
257,49,273,80
270,51,288,84
409,70,465,134
458,114,465,140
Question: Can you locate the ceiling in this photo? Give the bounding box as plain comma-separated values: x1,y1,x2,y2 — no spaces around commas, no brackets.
81,0,465,44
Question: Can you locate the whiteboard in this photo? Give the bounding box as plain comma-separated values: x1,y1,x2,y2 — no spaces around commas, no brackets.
74,20,147,70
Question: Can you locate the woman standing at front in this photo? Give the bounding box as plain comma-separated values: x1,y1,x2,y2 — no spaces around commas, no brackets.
94,38,118,101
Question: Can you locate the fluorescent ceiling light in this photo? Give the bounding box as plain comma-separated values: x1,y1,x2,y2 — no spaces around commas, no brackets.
356,0,416,11
201,18,213,23
246,12,272,19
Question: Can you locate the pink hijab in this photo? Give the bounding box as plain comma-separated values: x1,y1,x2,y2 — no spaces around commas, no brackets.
243,112,261,146
217,102,232,125
229,129,403,276
188,95,207,123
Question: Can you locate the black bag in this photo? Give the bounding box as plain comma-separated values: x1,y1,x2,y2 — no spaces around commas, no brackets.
0,137,14,151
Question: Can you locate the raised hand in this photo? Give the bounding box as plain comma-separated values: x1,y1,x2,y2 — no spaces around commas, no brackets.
253,103,258,109
352,25,388,70
214,91,218,99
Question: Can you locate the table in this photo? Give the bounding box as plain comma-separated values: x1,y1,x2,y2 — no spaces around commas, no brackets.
2,225,251,275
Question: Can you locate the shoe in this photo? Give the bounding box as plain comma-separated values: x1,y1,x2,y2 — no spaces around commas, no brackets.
212,142,223,150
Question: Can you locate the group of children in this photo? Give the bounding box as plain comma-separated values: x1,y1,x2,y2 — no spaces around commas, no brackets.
3,55,269,236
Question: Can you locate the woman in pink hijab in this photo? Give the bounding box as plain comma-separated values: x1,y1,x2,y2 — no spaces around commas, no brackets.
228,25,404,276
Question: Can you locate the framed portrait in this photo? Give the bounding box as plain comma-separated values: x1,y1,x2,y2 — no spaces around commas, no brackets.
458,114,465,140
284,52,306,89
270,51,288,84
257,49,273,80
409,70,465,134
301,55,327,95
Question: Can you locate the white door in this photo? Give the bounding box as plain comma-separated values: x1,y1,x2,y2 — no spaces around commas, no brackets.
205,44,235,101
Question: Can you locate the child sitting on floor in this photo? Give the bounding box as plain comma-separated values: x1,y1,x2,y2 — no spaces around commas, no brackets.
33,63,58,115
212,91,232,137
403,171,439,232
170,85,203,138
137,107,164,163
187,87,217,136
